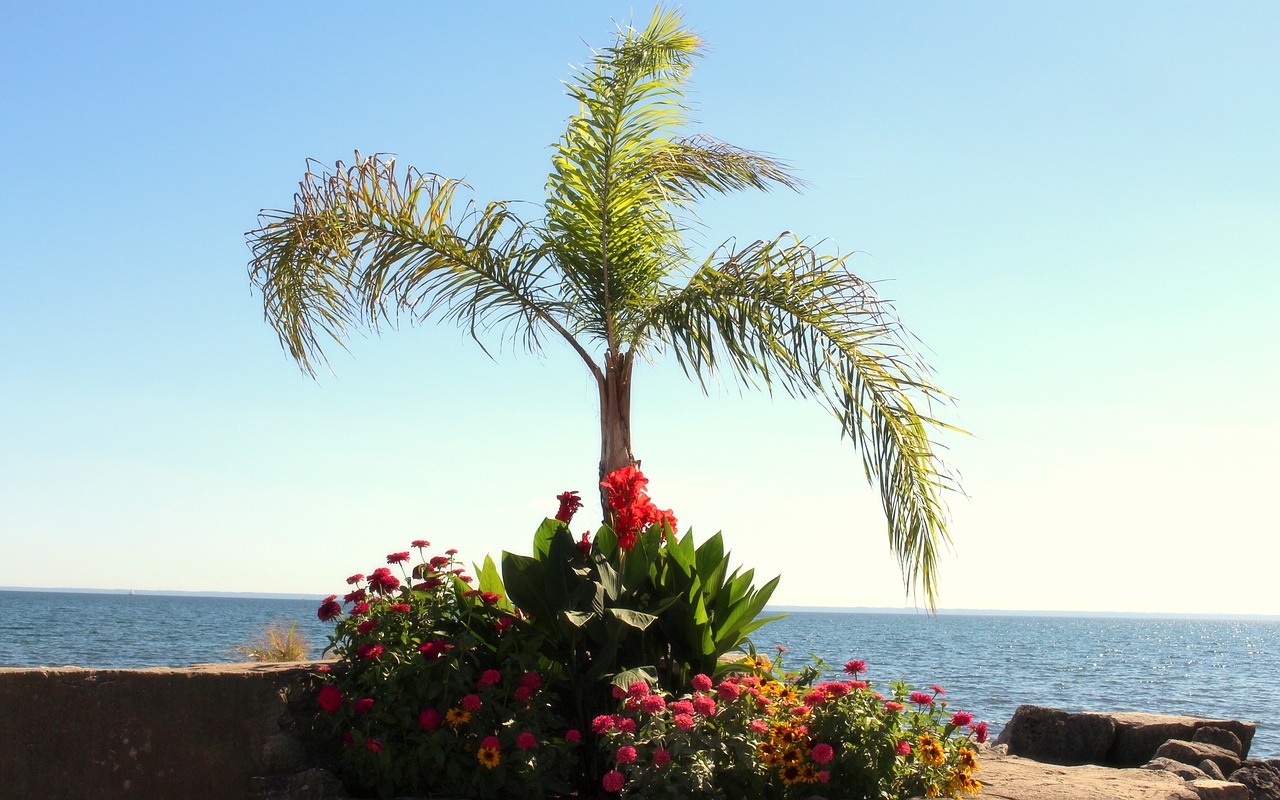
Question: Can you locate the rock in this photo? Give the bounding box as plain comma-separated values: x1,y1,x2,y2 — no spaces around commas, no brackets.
1201,760,1227,781
995,705,1117,766
285,768,348,800
977,751,1200,800
1186,779,1251,800
1105,713,1256,767
1228,760,1280,800
1144,756,1211,781
261,733,307,774
1156,740,1242,775
1195,728,1247,758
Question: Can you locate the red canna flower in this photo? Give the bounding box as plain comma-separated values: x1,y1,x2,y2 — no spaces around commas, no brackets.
555,490,583,523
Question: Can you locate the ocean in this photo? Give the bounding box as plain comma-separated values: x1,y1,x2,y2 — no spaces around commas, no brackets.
2,591,1276,759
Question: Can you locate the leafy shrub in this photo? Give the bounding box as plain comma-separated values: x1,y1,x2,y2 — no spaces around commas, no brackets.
313,543,579,799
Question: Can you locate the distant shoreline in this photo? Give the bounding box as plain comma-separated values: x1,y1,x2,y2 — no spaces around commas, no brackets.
2,587,1277,621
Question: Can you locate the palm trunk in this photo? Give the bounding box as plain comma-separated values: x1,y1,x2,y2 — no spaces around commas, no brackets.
598,349,637,520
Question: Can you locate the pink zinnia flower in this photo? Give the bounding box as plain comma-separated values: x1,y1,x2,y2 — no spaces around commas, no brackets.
802,689,827,707
639,695,666,714
971,720,990,744
481,735,500,750
931,685,947,695
951,711,974,727
565,728,582,743
717,682,742,701
818,770,830,783
693,695,716,717
909,691,934,706
844,659,867,675
602,770,625,793
896,739,912,756
616,745,637,764
627,680,650,698
749,719,769,735
884,701,905,713
318,684,342,713
461,694,482,711
811,742,834,764
653,747,672,767
386,551,410,564
691,673,713,693
668,700,695,716
516,732,537,750
673,713,695,730
616,717,636,734
478,669,502,689
591,715,614,734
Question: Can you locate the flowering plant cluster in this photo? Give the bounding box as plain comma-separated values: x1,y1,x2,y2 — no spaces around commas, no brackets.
314,543,578,799
595,652,985,799
314,469,983,799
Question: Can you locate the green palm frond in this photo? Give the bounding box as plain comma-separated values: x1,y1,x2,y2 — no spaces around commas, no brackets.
641,235,959,605
247,153,595,375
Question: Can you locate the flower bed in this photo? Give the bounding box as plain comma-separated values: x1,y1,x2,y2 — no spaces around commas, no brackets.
312,469,986,798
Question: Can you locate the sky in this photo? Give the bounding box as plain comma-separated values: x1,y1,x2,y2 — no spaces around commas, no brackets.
2,1,1277,615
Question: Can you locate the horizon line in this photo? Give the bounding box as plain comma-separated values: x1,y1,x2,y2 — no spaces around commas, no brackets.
3,587,1277,621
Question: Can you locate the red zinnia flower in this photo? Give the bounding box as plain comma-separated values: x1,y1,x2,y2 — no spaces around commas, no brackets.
478,669,502,689
366,738,382,753
640,695,666,714
481,735,500,750
895,739,912,756
931,685,946,695
909,691,934,706
673,713,694,730
429,555,450,568
811,742,834,764
388,603,410,612
951,711,974,727
616,745,637,764
884,701,905,713
354,698,374,715
356,618,379,634
591,715,614,734
317,596,342,622
516,732,537,750
616,717,636,734
461,694,482,711
345,574,365,585
318,684,342,713
343,588,367,604
843,660,867,675
411,539,430,548
367,568,400,593
386,551,410,564
357,643,384,660
565,728,581,742
480,592,501,606
419,708,441,731
653,747,672,767
520,672,543,690
691,673,713,693
494,617,513,633
555,490,583,523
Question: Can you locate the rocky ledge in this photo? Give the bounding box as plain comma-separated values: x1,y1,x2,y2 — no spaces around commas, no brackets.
983,705,1280,800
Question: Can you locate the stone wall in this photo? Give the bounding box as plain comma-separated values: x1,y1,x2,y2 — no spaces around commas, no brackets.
0,661,333,800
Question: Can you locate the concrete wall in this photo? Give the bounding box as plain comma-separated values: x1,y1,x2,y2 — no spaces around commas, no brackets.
0,661,333,800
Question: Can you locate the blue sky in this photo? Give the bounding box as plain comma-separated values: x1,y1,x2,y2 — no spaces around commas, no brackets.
2,2,1277,614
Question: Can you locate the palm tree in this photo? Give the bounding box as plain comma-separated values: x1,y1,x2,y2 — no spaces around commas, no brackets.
246,7,959,604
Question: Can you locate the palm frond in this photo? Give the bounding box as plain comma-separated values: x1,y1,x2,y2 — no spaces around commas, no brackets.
247,153,594,376
641,235,960,606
